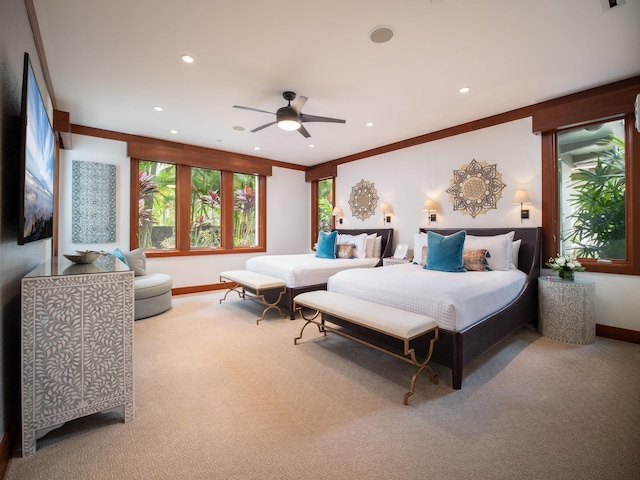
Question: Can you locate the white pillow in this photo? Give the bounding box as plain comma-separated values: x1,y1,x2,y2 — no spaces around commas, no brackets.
412,232,428,264
511,239,521,269
373,235,382,258
464,231,515,271
337,233,368,259
365,233,377,258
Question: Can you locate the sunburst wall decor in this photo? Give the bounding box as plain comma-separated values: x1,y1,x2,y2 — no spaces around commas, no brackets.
348,179,379,221
446,159,506,218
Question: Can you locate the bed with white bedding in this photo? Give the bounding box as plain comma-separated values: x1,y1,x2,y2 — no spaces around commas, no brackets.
328,264,526,333
245,228,394,318
323,227,542,389
246,254,379,289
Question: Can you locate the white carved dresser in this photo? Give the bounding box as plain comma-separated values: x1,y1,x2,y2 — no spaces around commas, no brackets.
21,255,134,456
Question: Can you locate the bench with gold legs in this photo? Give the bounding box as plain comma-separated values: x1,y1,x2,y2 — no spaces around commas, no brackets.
293,290,439,405
219,270,287,324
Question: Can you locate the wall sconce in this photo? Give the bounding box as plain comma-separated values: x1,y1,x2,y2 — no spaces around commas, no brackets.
512,189,531,223
422,199,437,224
332,206,344,225
380,203,392,224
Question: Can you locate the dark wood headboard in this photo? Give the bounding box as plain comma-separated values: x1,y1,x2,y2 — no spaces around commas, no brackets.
334,228,394,262
418,227,542,280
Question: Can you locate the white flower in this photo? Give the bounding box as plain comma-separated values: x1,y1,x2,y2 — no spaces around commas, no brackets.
556,257,566,266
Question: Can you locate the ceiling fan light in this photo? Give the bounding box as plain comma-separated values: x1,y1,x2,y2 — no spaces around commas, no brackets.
278,119,301,131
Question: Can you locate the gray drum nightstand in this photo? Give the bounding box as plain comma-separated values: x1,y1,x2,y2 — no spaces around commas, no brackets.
538,276,596,344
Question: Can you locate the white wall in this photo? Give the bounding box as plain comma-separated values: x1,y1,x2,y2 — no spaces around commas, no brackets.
59,135,130,255
59,135,310,289
336,118,541,248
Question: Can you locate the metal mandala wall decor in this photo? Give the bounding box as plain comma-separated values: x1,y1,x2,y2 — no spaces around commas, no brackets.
348,179,379,221
446,159,506,218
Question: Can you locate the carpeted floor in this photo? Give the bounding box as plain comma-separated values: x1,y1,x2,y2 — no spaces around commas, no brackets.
6,291,640,480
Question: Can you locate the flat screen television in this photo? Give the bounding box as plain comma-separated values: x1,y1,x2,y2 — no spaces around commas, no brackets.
18,52,55,245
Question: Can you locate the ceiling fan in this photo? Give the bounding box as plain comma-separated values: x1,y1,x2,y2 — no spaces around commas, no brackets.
233,91,346,138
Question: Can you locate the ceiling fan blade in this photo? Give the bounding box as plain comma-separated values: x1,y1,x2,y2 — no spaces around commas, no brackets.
298,125,311,138
291,95,308,113
300,113,346,124
250,121,277,133
233,105,275,116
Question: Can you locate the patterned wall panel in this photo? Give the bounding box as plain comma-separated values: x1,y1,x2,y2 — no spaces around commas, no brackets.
72,161,117,243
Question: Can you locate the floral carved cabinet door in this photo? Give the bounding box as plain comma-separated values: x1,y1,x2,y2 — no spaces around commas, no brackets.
21,258,134,456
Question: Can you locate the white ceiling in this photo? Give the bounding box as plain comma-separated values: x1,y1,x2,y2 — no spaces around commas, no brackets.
33,0,640,167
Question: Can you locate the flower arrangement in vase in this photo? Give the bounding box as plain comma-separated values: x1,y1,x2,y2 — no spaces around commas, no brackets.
545,253,585,281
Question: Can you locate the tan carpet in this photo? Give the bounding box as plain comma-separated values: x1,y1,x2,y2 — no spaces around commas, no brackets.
6,291,640,480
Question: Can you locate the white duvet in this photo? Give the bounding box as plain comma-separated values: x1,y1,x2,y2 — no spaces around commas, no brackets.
245,254,379,288
327,263,526,332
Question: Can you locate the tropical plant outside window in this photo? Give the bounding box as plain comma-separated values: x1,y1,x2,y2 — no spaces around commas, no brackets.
139,161,176,249
191,167,221,248
318,178,333,233
558,118,626,260
233,173,258,247
138,162,260,251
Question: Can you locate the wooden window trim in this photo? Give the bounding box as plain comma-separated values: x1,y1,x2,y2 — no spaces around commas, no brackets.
130,158,266,257
310,177,335,248
539,87,640,275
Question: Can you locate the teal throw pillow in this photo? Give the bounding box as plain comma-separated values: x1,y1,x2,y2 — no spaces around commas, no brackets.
316,230,338,259
425,230,467,272
111,248,128,265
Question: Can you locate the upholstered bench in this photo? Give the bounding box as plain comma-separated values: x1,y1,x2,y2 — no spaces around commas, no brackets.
293,290,439,404
219,270,287,324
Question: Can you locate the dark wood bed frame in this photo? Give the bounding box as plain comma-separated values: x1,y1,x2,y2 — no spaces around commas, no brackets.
322,227,542,389
262,228,395,319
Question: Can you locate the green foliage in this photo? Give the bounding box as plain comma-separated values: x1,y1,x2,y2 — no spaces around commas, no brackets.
138,170,158,249
318,179,333,233
564,135,626,259
233,182,256,246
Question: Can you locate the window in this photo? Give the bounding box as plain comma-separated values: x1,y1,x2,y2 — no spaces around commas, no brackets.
311,177,334,247
318,178,334,234
538,79,639,275
138,161,176,249
132,159,265,256
557,119,626,261
191,167,221,248
232,173,258,247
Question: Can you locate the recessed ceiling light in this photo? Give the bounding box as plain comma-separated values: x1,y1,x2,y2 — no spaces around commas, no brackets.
369,26,395,44
153,106,164,112
254,147,260,151
233,126,245,131
366,122,374,127
459,87,470,94
170,130,178,134
181,54,194,63
309,144,315,148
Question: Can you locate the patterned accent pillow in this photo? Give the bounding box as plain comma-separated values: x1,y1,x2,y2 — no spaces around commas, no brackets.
463,249,492,272
337,243,355,259
420,246,428,266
